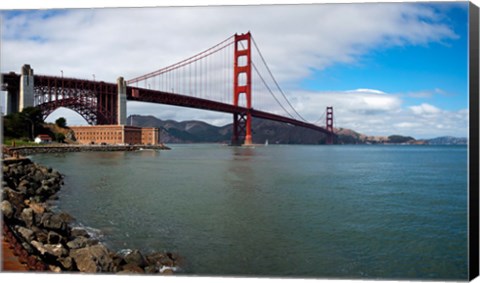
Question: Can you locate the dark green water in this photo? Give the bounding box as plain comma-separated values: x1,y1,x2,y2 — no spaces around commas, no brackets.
31,144,468,280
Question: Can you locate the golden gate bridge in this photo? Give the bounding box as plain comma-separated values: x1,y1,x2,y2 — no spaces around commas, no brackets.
2,32,335,145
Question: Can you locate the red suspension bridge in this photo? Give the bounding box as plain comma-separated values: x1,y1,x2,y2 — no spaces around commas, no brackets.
2,32,335,145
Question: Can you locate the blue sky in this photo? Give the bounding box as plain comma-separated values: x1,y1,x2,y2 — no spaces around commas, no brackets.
300,3,468,111
0,1,472,138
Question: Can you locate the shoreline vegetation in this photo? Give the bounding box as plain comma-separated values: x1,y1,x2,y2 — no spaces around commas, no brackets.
1,145,179,274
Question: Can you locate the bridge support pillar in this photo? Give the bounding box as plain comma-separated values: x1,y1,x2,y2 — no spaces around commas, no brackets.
117,77,127,125
19,64,34,112
326,106,334,145
232,32,253,146
5,88,19,115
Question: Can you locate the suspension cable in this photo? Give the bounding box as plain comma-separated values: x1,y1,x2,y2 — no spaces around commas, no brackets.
251,35,309,122
251,61,297,119
127,35,235,85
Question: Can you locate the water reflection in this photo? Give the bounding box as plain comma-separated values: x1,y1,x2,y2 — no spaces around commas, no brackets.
226,147,257,191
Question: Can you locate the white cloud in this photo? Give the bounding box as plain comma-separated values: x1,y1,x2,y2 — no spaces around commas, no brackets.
1,3,458,81
409,103,442,116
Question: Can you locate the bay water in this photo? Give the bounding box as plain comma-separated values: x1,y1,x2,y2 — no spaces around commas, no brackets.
31,144,468,279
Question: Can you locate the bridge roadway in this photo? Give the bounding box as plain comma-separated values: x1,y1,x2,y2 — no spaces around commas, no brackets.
127,86,331,135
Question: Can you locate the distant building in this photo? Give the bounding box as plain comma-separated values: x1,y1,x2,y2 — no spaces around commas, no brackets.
69,125,159,145
34,134,53,144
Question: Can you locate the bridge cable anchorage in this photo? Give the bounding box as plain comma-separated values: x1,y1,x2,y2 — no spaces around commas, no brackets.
250,36,310,123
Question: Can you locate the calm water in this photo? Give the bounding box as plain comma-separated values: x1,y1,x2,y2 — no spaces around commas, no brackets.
31,144,468,280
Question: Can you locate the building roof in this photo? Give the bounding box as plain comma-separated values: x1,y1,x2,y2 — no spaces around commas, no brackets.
36,134,52,140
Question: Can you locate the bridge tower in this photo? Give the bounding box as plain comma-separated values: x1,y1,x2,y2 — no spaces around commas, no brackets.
232,32,253,146
326,106,334,145
117,77,127,125
19,64,34,112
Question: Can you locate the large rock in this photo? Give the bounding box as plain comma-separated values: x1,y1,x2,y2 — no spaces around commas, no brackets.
120,263,144,273
57,257,74,271
3,188,25,213
16,179,30,194
28,202,46,214
44,244,68,258
20,208,34,227
66,237,90,250
124,249,146,268
31,226,49,243
70,244,114,273
71,227,90,238
41,213,68,234
36,185,56,199
31,169,46,183
47,231,63,245
16,226,35,242
31,241,68,258
1,200,14,219
144,265,158,273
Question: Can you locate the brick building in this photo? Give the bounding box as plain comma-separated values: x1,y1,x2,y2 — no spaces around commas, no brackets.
70,125,159,145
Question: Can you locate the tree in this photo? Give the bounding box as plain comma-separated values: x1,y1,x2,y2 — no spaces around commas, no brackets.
2,107,44,140
55,117,67,128
55,133,65,143
19,107,44,140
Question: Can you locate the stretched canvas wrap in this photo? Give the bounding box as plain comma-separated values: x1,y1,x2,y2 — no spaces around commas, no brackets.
0,1,479,282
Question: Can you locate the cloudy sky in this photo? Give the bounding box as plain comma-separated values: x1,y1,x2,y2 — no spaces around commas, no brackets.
0,1,471,138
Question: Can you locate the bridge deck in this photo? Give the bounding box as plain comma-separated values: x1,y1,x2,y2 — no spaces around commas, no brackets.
2,73,333,136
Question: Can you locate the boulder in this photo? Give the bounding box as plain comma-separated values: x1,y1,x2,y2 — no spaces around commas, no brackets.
31,170,45,183
1,200,14,219
16,226,35,242
71,227,90,238
57,257,74,271
41,213,68,234
161,268,174,275
110,252,126,267
31,226,49,243
36,185,55,199
58,212,75,223
28,202,46,214
47,231,63,244
70,244,114,273
144,265,158,273
66,237,89,250
146,252,167,265
31,241,68,258
31,240,47,255
159,256,174,267
20,208,34,227
124,249,146,268
120,263,144,273
3,188,25,212
49,265,62,272
45,244,68,258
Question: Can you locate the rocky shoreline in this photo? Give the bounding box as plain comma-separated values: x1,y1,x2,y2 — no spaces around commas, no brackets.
4,144,170,157
1,157,179,274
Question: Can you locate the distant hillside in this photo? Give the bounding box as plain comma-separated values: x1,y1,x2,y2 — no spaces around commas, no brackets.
425,136,467,145
127,115,330,144
127,115,466,145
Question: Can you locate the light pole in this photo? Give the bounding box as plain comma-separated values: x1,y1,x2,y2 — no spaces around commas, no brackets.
61,70,63,78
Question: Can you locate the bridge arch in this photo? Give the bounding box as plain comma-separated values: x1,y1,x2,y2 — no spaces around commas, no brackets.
41,102,104,125
32,75,119,125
